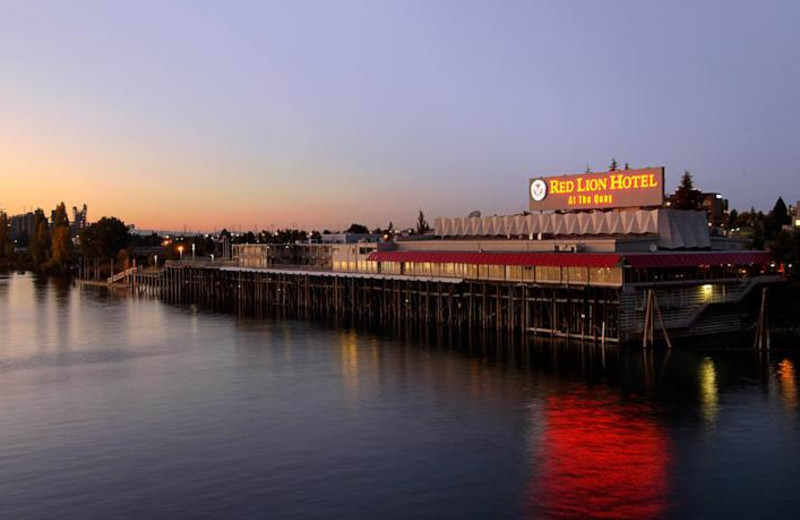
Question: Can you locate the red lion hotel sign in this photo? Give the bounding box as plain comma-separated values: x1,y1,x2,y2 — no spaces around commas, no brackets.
529,167,665,211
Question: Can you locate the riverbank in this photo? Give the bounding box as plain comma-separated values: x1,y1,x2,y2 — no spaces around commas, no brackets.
0,256,71,275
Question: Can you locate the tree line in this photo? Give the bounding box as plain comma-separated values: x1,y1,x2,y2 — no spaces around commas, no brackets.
0,203,73,271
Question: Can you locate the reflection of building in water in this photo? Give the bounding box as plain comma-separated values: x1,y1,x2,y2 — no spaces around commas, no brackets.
529,390,669,518
777,359,797,410
340,331,361,393
699,357,719,424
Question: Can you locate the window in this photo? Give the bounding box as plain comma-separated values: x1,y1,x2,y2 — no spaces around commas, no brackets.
536,266,561,283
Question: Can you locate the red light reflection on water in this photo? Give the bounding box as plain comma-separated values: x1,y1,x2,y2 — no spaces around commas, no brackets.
529,391,670,519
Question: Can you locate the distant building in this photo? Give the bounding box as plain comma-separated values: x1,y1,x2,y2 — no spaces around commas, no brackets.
319,233,383,244
9,212,36,241
666,190,729,234
700,192,729,233
791,201,800,229
71,204,88,236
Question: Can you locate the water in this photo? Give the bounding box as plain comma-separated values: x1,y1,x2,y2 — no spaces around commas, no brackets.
1,273,799,519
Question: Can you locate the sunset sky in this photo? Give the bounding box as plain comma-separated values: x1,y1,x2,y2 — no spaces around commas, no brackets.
2,0,799,232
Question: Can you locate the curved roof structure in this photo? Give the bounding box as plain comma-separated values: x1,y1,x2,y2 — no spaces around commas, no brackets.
434,209,711,249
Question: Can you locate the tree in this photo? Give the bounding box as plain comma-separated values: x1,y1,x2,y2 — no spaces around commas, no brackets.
772,229,800,280
346,223,370,234
728,208,739,229
0,211,11,259
773,197,790,227
765,197,791,239
29,209,51,267
80,217,131,260
416,210,430,235
609,158,618,171
584,165,592,174
50,202,71,268
671,171,704,210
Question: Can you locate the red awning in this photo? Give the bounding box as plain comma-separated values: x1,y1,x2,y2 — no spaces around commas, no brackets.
623,251,773,268
367,251,622,268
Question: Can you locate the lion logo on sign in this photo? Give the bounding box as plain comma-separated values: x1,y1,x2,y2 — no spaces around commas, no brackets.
530,179,548,202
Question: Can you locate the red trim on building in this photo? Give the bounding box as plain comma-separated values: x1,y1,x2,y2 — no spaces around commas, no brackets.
366,250,773,269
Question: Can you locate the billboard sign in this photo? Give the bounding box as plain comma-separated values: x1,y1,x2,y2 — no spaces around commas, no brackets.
529,167,665,211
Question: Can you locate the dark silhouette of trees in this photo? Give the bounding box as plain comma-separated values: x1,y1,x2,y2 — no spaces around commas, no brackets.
80,217,131,260
132,232,162,248
728,208,739,229
346,223,370,234
609,158,619,171
50,202,71,268
255,229,309,244
773,197,790,227
772,229,800,280
764,197,792,240
0,211,11,260
671,171,703,210
416,211,430,235
29,209,51,266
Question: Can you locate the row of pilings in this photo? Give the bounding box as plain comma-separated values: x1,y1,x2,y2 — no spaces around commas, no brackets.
137,264,623,343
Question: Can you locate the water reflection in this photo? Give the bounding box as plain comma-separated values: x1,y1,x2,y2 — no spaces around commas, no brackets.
528,388,670,519
699,357,719,425
777,359,797,410
340,330,361,396
2,274,800,519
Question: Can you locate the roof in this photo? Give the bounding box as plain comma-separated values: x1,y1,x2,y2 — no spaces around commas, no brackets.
367,250,773,269
434,208,712,249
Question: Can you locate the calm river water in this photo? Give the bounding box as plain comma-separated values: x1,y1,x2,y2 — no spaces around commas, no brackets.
1,273,799,519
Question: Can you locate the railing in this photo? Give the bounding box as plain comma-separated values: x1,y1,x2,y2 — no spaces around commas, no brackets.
166,258,238,267
620,275,783,333
107,267,138,284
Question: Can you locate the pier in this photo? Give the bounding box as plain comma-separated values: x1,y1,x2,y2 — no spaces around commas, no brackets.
124,251,779,346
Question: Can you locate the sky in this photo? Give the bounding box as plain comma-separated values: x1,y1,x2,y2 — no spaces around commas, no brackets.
1,0,799,232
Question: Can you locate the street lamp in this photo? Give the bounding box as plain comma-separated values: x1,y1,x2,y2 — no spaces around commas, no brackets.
192,243,196,261
178,245,184,261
